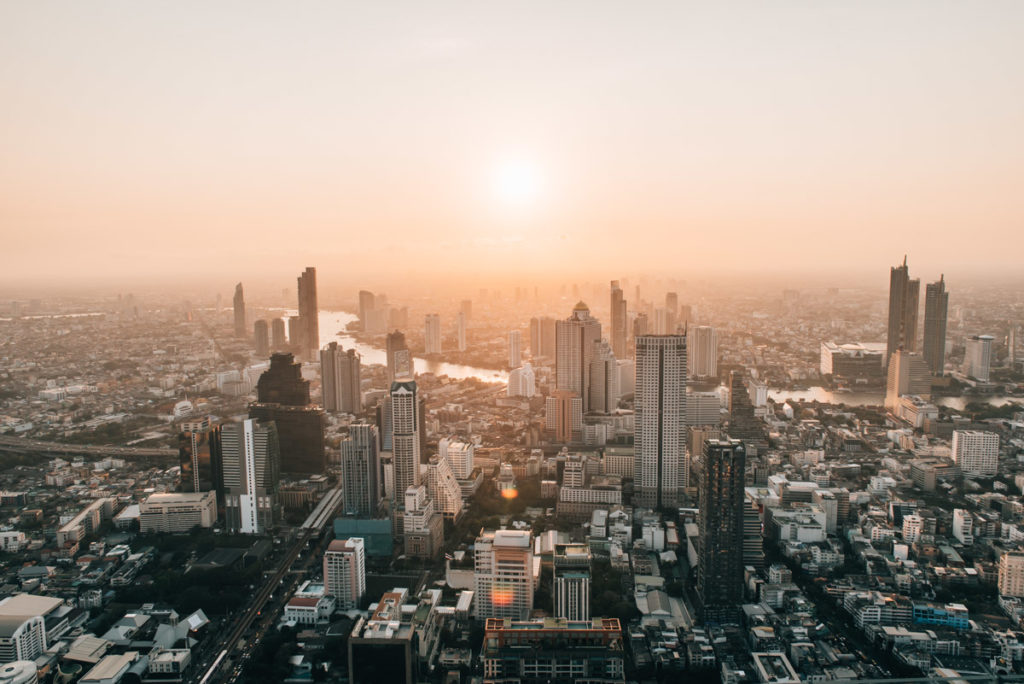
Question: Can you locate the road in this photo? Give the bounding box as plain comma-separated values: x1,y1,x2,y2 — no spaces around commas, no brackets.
193,491,342,684
0,434,176,459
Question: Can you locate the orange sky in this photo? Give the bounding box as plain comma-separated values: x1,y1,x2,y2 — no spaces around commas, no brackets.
1,2,1022,289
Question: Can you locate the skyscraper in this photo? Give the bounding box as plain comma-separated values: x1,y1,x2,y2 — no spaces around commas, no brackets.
553,543,591,621
588,339,619,414
687,326,718,380
634,335,687,509
556,302,602,412
249,353,326,474
386,330,412,385
426,454,463,521
545,390,582,443
508,330,521,369
695,437,746,625
221,418,280,534
952,430,999,477
358,290,375,331
665,291,678,318
923,275,949,375
457,312,467,352
324,538,366,610
254,319,270,358
297,267,319,359
963,334,994,383
390,380,421,498
424,314,442,355
341,424,380,517
271,318,287,351
178,417,222,503
886,256,920,364
321,342,362,414
233,283,246,337
473,529,534,620
460,299,472,322
610,280,627,360
529,316,557,359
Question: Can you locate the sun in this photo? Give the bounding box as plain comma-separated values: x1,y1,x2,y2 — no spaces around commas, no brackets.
492,160,542,207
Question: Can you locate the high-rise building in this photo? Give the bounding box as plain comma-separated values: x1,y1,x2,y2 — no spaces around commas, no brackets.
686,391,722,427
634,335,687,509
457,312,467,352
424,314,442,355
321,342,361,414
233,283,246,337
923,275,949,375
1011,326,1019,368
341,425,380,517
588,340,619,414
727,371,766,452
473,529,534,620
963,334,994,382
358,290,375,331
999,551,1024,598
391,380,421,498
556,303,602,411
665,291,678,318
885,349,932,410
886,256,920,364
553,543,591,621
529,316,557,359
178,417,223,503
221,419,280,534
249,353,326,474
695,437,746,624
271,317,287,351
460,299,472,322
507,363,536,398
253,319,270,358
508,330,521,369
545,391,582,443
297,267,319,359
402,485,443,558
426,454,463,520
324,538,366,609
610,280,627,359
687,326,718,379
952,430,999,477
386,330,413,385
438,438,474,479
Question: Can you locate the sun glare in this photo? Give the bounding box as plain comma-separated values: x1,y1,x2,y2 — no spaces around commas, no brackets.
492,160,542,207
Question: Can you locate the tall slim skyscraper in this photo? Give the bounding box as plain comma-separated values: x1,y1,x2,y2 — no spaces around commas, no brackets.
923,275,949,375
271,318,287,351
386,330,412,385
588,339,619,414
695,437,746,625
424,314,442,355
391,380,421,498
358,290,375,331
508,330,521,369
221,418,280,534
321,342,362,414
556,302,602,412
233,283,246,337
634,335,687,509
610,280,627,360
886,256,920,364
341,424,380,517
457,312,467,352
687,326,718,380
178,417,222,503
253,319,270,358
297,267,319,359
530,316,557,358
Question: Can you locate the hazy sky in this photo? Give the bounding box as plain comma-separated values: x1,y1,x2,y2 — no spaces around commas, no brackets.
2,1,1022,289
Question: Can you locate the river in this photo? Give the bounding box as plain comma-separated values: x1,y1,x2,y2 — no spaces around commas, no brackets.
769,387,1021,411
310,310,509,383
